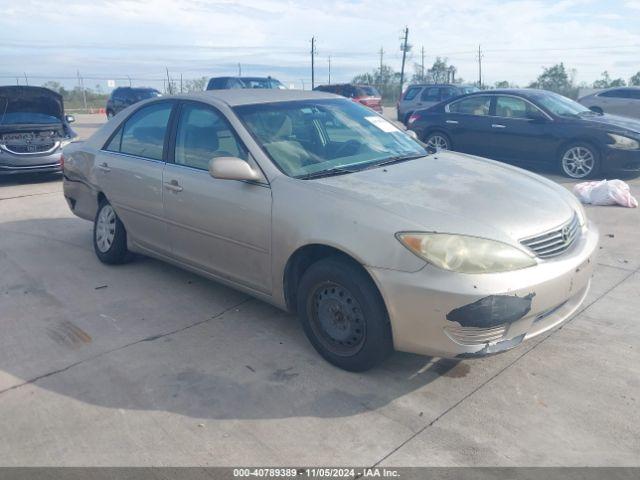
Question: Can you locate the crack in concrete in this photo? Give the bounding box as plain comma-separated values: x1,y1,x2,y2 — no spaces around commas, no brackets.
0,191,59,201
371,264,640,467
0,298,250,397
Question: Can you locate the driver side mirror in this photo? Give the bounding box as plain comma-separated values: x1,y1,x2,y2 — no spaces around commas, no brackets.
209,157,261,181
65,114,75,123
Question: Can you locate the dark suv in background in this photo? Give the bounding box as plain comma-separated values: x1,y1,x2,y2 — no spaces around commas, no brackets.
397,84,479,124
105,87,161,118
313,84,383,113
206,76,286,90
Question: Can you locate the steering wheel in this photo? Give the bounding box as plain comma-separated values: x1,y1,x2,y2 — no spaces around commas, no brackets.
333,139,362,158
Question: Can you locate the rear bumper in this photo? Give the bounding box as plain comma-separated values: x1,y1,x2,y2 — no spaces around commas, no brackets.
0,150,62,175
602,147,640,175
367,221,599,358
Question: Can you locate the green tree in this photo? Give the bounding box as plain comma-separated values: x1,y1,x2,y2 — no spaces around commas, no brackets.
183,76,207,92
494,80,511,88
352,65,400,104
528,63,579,98
593,71,626,89
630,72,640,86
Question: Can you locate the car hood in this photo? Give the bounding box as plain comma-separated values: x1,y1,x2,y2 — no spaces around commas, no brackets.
0,86,64,126
311,152,578,243
578,113,640,135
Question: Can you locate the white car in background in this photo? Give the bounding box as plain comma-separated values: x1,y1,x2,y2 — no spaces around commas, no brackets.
579,87,640,119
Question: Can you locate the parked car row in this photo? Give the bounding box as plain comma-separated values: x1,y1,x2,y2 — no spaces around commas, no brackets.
406,88,640,179
62,89,598,371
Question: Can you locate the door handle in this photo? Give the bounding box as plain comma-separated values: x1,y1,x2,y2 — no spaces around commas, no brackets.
164,180,183,192
491,124,506,129
97,162,111,172
446,120,459,124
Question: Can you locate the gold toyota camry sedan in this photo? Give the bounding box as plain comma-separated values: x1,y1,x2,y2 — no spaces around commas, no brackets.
63,90,598,371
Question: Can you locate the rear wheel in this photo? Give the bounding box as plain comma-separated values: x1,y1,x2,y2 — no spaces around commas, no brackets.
106,110,114,119
424,131,451,151
93,200,131,264
297,257,393,372
559,143,600,179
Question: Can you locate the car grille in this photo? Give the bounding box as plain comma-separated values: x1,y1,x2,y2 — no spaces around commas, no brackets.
3,142,56,154
520,214,580,259
444,324,507,346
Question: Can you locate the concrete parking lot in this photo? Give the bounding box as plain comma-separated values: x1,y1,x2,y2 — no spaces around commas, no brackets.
0,113,639,466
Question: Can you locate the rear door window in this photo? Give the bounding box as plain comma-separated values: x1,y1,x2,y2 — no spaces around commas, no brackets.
108,102,173,160
600,89,627,98
494,96,541,119
420,87,441,102
403,86,422,101
440,87,458,100
447,95,492,116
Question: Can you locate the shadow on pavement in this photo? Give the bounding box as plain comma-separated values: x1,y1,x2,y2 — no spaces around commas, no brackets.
0,217,472,420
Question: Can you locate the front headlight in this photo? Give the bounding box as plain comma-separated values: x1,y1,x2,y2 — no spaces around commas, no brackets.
608,133,640,150
396,233,537,274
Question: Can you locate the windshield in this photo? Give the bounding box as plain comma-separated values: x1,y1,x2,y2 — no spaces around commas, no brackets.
240,78,286,89
131,89,160,101
235,99,427,178
533,91,591,117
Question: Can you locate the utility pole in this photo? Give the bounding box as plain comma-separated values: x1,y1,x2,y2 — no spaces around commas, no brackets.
180,73,183,93
23,73,28,86
77,70,88,111
399,27,410,99
127,75,132,87
477,44,483,89
327,55,331,84
378,47,384,80
238,63,242,76
420,46,425,82
300,79,305,90
165,67,172,94
310,36,316,89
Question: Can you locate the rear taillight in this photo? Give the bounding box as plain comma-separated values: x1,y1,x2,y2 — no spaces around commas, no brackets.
408,113,421,124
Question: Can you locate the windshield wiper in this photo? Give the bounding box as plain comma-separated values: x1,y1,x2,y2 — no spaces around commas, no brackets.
361,153,427,171
296,166,359,180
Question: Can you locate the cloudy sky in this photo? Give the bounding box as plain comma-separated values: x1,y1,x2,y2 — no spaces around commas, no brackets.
0,0,639,90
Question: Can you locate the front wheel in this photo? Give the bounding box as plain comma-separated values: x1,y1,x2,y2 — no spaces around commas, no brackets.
559,143,600,179
93,200,131,264
424,131,451,151
297,258,393,372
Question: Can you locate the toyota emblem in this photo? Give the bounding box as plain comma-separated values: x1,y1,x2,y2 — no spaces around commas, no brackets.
561,226,570,244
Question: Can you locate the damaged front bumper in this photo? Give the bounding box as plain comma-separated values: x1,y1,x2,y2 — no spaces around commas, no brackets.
367,221,599,358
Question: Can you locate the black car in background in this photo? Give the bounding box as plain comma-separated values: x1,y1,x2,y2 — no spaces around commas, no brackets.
313,84,383,113
206,76,286,90
407,89,640,179
105,87,161,118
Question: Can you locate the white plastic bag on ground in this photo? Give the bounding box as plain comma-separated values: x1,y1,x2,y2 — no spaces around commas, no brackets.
573,179,638,208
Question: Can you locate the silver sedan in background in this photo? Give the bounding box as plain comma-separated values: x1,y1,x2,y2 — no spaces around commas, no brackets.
579,87,640,119
62,90,598,371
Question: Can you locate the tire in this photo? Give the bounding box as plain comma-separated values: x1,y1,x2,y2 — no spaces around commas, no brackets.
423,131,451,151
93,199,131,264
559,142,600,179
106,110,114,119
403,111,413,125
297,257,393,372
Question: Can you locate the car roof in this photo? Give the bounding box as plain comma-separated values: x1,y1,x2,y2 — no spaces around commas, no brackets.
170,89,338,107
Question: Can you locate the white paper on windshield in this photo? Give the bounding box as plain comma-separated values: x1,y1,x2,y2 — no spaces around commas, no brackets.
365,116,400,133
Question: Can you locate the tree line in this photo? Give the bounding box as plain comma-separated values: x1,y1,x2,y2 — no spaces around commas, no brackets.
352,58,640,102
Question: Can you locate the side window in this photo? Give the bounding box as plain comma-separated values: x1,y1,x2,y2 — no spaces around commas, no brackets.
403,86,421,101
421,87,441,102
600,89,626,98
105,128,122,152
448,95,492,116
495,96,538,119
440,87,457,100
118,102,172,160
174,103,247,170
